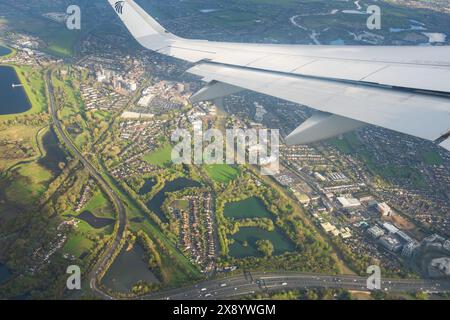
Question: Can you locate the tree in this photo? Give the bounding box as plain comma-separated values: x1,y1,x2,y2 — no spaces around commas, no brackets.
256,240,274,257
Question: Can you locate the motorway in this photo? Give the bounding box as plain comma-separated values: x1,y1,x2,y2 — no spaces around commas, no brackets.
145,272,450,300
46,71,450,301
46,70,125,299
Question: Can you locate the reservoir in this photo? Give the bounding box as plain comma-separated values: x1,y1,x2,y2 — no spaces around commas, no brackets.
0,46,12,56
0,66,31,115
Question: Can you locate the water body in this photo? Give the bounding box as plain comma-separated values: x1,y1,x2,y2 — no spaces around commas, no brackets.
0,46,12,56
229,227,295,259
102,244,159,293
200,9,218,13
0,263,12,285
390,25,427,33
330,39,345,45
76,211,115,229
224,197,273,220
0,66,31,115
38,128,67,175
138,178,156,195
146,178,201,223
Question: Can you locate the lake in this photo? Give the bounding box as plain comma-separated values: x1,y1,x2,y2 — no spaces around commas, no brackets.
102,244,160,293
146,178,201,223
0,263,12,285
0,46,12,56
0,66,31,115
76,211,115,229
229,227,295,259
224,197,273,220
38,128,67,175
138,178,156,195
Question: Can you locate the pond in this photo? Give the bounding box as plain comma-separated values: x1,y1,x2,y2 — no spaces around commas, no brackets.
229,227,295,259
76,211,115,229
0,66,31,115
146,178,201,223
102,243,160,293
224,197,273,220
0,263,12,285
38,128,67,175
138,178,156,195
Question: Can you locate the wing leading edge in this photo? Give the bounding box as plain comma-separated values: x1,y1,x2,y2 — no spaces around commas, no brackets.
108,0,450,151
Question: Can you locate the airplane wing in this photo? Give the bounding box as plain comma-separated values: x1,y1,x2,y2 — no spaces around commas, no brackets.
108,0,450,150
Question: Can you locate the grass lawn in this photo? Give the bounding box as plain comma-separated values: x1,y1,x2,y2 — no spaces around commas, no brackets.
142,143,172,167
205,164,240,183
82,190,114,219
5,162,52,205
0,125,42,170
17,162,52,184
63,234,94,258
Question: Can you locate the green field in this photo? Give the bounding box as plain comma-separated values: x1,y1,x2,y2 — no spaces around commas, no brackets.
4,162,52,205
224,197,273,219
142,143,172,167
421,151,443,166
0,125,43,171
82,190,114,219
63,234,94,258
372,165,427,188
205,164,239,183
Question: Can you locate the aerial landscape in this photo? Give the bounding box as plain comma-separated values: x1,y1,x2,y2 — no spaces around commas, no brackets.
0,0,449,303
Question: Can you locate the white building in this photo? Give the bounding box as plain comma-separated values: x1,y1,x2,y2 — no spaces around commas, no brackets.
337,196,361,209
377,202,392,216
368,225,385,239
382,222,399,234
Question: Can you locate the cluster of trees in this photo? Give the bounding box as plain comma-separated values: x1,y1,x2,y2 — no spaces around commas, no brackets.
130,281,161,296
136,230,166,283
0,113,50,127
330,237,376,276
229,218,275,234
250,288,352,300
256,240,274,257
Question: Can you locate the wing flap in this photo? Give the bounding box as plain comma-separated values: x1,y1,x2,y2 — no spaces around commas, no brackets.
188,63,450,143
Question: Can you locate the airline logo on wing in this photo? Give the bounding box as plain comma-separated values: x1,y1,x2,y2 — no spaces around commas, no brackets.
114,1,125,14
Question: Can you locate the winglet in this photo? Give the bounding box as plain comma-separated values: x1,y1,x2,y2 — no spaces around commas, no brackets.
107,0,180,50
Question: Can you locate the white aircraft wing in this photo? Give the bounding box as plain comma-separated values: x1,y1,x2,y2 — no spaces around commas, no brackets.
108,0,450,150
